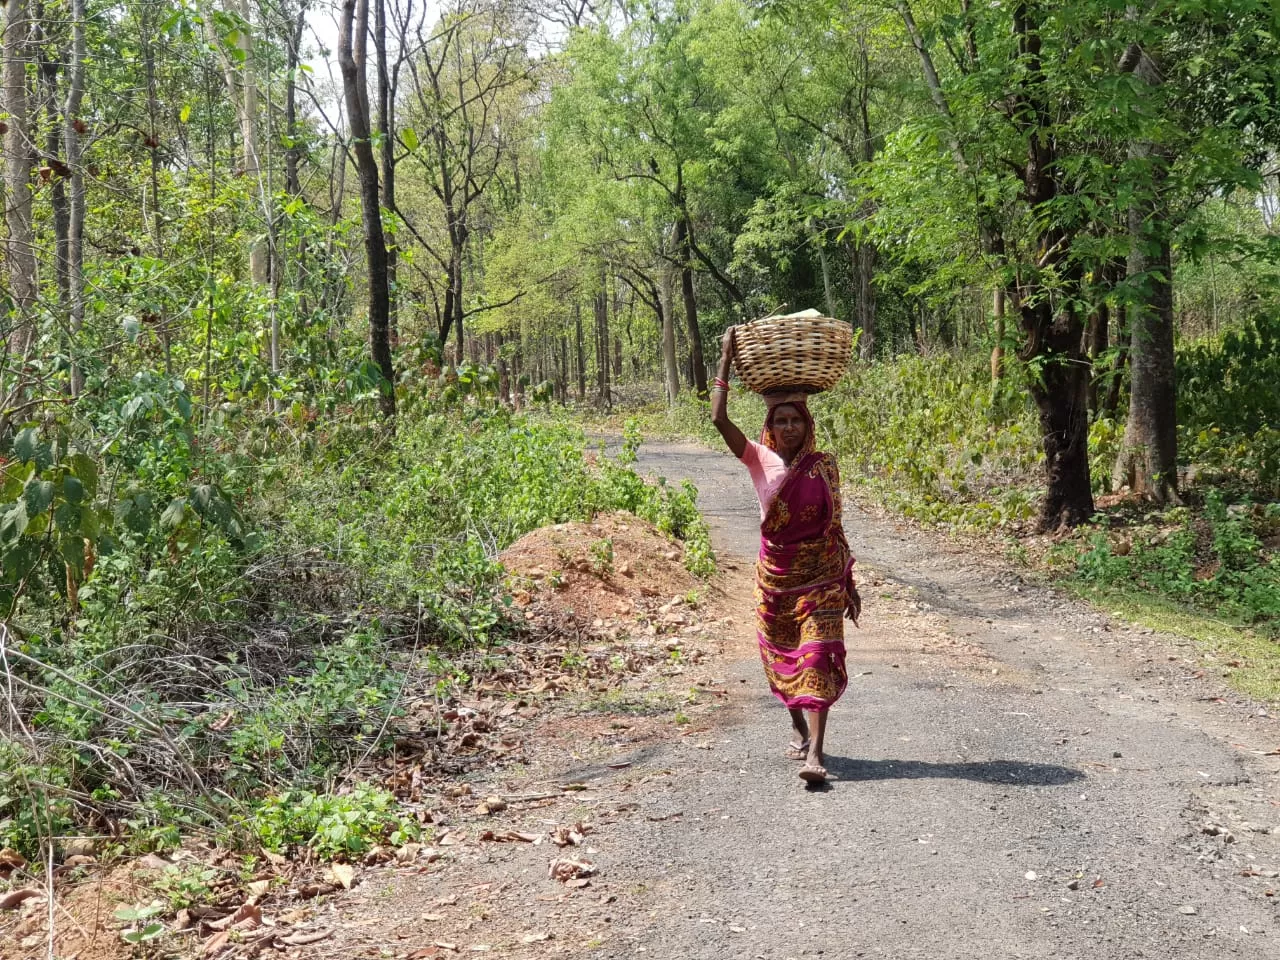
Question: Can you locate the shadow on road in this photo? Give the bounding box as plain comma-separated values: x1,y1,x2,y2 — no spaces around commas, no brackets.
825,756,1084,786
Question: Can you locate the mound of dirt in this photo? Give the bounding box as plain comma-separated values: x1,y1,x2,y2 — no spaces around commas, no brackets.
500,512,703,623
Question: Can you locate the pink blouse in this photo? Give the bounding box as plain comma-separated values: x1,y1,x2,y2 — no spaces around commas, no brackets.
739,440,789,519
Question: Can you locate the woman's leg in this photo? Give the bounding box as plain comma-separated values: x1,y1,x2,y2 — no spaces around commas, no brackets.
786,707,810,758
803,709,827,773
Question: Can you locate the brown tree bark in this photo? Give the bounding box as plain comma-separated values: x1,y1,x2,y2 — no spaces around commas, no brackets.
660,258,679,404
3,0,38,392
675,215,707,397
64,0,86,397
373,0,398,340
574,300,586,401
1112,43,1180,503
340,0,396,418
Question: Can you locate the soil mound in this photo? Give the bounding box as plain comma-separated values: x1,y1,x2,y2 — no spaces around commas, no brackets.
500,512,703,623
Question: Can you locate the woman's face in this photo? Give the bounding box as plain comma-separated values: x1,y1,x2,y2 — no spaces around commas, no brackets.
770,404,808,461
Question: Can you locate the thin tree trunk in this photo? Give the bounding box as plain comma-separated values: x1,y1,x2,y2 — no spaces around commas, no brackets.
574,300,586,401
142,21,172,374
675,215,707,397
991,287,1005,382
231,0,267,288
374,0,398,341
38,46,69,302
3,0,37,420
660,250,679,405
340,0,396,418
65,0,86,397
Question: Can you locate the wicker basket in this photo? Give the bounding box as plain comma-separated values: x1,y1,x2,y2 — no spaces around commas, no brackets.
731,309,853,395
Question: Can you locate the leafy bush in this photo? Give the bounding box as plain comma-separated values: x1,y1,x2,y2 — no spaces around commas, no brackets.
249,786,419,859
1,394,714,860
812,352,1043,529
1071,493,1280,633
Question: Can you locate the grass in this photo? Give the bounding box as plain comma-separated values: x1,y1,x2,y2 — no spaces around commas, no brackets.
1061,581,1280,703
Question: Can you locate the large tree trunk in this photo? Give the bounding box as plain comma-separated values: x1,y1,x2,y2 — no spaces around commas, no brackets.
675,215,707,397
1024,292,1095,530
340,0,396,418
1014,4,1094,530
1113,44,1180,503
1113,186,1179,501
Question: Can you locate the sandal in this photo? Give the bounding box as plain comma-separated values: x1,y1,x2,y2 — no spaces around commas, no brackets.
799,763,828,783
785,739,811,761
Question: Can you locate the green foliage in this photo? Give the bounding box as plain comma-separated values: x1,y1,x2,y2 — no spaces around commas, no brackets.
1071,494,1280,634
813,353,1043,529
249,785,419,859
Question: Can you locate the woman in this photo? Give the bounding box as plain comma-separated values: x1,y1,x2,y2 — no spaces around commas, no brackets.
710,327,861,783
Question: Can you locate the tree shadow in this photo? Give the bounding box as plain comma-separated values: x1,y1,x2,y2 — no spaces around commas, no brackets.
823,756,1084,786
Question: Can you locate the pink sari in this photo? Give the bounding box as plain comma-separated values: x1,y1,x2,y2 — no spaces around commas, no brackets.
754,449,860,711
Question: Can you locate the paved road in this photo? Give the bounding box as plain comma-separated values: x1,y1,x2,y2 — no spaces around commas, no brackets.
595,440,1280,959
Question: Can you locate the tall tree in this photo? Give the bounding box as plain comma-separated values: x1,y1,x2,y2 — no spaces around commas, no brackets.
340,0,397,417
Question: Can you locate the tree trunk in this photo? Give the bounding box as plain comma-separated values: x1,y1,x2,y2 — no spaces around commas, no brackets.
3,0,37,406
64,0,86,397
340,0,396,418
594,280,610,408
38,48,69,302
227,0,267,288
991,287,1006,381
374,0,398,341
1113,182,1179,501
574,301,586,401
142,22,172,374
1112,43,1180,504
855,241,877,360
660,250,679,405
675,216,707,397
1024,291,1095,530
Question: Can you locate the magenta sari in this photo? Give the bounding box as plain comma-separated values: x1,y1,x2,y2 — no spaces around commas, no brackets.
754,449,860,711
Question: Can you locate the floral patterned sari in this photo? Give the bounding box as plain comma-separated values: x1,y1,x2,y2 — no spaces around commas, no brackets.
754,407,860,711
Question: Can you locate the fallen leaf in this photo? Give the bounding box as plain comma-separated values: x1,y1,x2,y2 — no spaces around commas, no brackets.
521,932,552,943
207,903,262,932
247,879,272,900
0,888,41,910
548,858,597,883
422,913,446,922
396,843,423,863
202,931,231,957
282,929,332,946
297,882,338,900
329,863,355,890
0,848,26,872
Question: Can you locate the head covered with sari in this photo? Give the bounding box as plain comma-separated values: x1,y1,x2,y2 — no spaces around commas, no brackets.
760,391,816,459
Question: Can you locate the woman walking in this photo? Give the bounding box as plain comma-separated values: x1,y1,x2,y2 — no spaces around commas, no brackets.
710,328,860,783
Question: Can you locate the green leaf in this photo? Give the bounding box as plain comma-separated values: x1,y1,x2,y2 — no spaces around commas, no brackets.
68,453,98,497
12,427,38,464
160,496,188,531
2,501,29,541
23,478,55,517
63,475,85,504
401,126,419,151
180,103,192,123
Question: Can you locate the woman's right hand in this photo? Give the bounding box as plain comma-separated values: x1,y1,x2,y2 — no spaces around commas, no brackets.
721,326,736,359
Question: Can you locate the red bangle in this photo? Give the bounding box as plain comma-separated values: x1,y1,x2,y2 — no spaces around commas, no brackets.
713,377,730,390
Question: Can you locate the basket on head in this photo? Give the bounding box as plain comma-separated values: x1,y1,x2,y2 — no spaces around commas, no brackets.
731,309,853,395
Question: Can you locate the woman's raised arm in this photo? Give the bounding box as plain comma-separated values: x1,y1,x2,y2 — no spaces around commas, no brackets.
711,327,747,458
